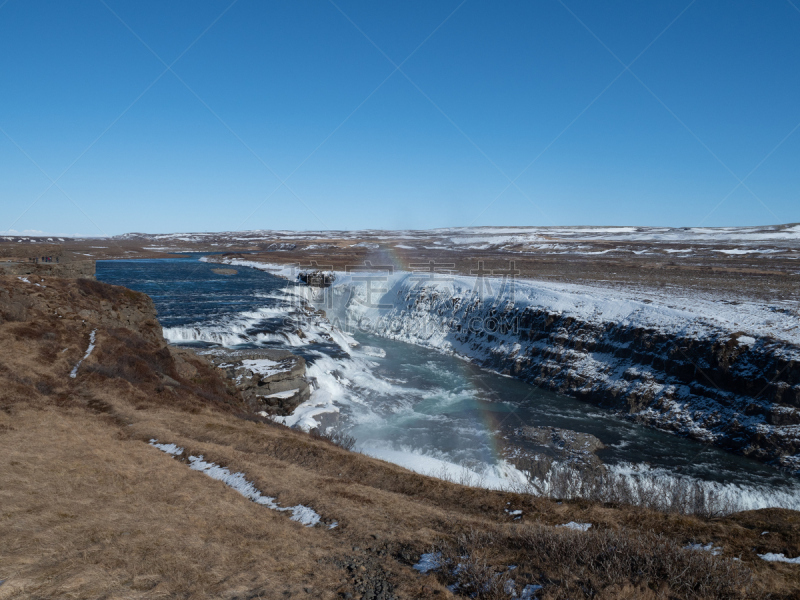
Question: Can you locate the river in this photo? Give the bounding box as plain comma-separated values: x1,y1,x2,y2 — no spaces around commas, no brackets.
97,255,800,510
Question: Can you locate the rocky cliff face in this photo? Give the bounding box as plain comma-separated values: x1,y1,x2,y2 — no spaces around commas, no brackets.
203,349,311,415
0,274,243,414
479,308,800,469
0,275,161,343
335,275,800,473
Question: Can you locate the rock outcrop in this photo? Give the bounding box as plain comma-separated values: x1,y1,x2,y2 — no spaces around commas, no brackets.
0,274,244,414
203,349,311,415
478,309,800,471
503,426,605,480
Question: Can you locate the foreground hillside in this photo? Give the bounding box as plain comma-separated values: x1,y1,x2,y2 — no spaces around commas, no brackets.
1,274,800,599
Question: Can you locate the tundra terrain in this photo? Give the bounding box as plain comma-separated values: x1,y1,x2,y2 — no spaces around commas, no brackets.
1,272,800,598
5,224,798,300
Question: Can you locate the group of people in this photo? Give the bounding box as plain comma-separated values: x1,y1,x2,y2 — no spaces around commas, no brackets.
30,255,58,263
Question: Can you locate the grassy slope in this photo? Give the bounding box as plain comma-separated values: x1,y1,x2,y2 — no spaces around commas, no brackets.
0,275,798,599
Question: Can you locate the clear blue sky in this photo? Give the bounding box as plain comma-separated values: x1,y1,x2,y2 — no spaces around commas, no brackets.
1,0,799,236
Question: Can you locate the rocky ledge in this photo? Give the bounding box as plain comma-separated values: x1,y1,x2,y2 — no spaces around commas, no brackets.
203,348,311,416
503,426,605,480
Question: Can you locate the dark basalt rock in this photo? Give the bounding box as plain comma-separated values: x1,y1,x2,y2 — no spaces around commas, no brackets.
480,311,800,472
375,289,800,473
298,271,335,288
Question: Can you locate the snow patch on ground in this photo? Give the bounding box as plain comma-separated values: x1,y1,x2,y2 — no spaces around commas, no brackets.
737,335,756,346
557,522,592,531
758,553,800,564
413,552,442,573
240,358,287,377
685,543,723,556
17,276,44,287
149,440,322,527
266,388,300,399
69,329,96,378
149,440,183,456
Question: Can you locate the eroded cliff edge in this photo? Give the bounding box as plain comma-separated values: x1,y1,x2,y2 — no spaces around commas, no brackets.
0,272,244,415
328,273,800,473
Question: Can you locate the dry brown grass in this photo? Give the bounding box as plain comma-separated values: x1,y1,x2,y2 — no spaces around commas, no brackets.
0,409,346,599
432,525,751,599
1,275,800,599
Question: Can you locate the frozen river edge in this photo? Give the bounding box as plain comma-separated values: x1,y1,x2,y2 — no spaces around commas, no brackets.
207,256,800,475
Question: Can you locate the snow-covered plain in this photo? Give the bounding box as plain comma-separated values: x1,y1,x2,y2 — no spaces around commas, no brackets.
97,223,800,267
118,223,800,245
